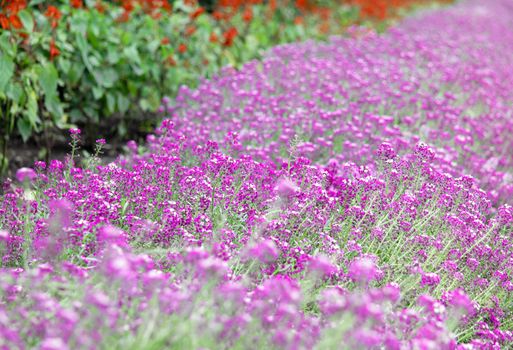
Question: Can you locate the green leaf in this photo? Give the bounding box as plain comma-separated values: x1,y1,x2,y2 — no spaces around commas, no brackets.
0,33,14,56
107,49,120,64
92,86,104,100
123,45,141,65
67,63,85,85
29,0,46,5
76,33,97,79
117,93,130,114
148,40,160,54
45,94,63,117
69,108,85,123
106,93,116,114
139,98,150,111
96,68,118,88
24,89,40,128
38,63,58,98
6,82,23,104
18,10,34,33
53,113,70,129
84,106,99,123
59,59,71,75
0,54,15,94
17,117,32,142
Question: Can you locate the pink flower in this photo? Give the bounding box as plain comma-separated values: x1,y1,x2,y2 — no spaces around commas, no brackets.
421,272,440,287
348,257,381,283
247,239,280,263
16,167,36,183
308,255,337,277
275,178,299,199
97,225,129,248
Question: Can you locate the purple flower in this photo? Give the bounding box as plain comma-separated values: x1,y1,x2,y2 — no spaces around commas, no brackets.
308,255,337,277
275,178,299,199
446,289,475,316
40,337,69,350
247,239,280,263
421,272,441,287
0,230,9,242
348,258,381,283
15,167,36,183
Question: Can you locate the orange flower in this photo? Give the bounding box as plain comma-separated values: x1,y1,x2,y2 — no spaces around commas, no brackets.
185,25,196,37
45,6,61,19
222,27,238,47
178,43,187,54
45,5,61,28
165,55,176,66
294,16,304,25
0,14,10,30
116,10,131,23
242,6,253,23
121,0,134,12
209,32,218,43
159,1,172,12
49,39,60,60
70,0,83,9
269,0,276,12
190,7,204,20
319,21,330,34
212,10,225,21
295,0,313,11
95,1,106,13
4,0,27,15
9,14,23,29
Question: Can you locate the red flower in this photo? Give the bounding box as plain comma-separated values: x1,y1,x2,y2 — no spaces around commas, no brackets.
4,0,27,15
242,7,253,23
70,0,83,8
116,10,130,23
190,7,205,20
45,5,61,28
45,6,61,19
161,37,170,45
95,1,106,13
209,32,218,43
178,43,187,54
212,10,225,21
222,27,238,47
121,0,134,12
0,14,10,30
9,14,23,29
185,25,196,37
165,55,176,66
49,39,60,60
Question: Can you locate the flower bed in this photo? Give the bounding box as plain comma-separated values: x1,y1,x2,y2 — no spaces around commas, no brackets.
2,0,513,348
0,0,451,173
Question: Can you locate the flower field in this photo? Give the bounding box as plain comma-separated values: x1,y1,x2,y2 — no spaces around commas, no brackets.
1,0,513,349
0,0,434,173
